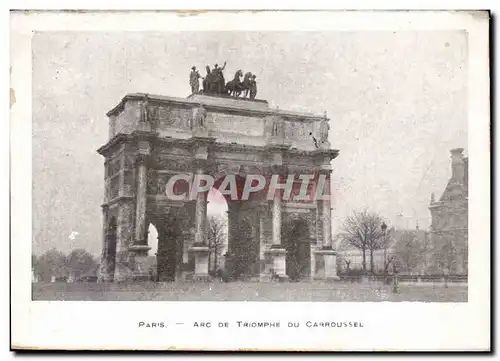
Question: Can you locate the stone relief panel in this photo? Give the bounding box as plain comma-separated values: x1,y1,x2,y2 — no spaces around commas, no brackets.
283,120,314,142
109,176,120,200
122,170,135,196
115,100,141,135
109,115,117,138
150,105,192,132
106,157,121,178
152,155,193,173
146,170,191,195
208,112,264,136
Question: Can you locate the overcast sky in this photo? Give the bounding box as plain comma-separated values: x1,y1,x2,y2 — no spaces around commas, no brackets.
32,31,467,256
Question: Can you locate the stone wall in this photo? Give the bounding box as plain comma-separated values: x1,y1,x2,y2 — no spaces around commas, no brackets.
429,148,468,275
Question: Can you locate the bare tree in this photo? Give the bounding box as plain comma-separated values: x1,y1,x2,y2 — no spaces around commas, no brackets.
207,216,227,273
379,226,396,274
341,210,384,274
394,230,431,274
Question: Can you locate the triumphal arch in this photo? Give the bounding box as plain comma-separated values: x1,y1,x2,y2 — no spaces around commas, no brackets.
98,91,339,282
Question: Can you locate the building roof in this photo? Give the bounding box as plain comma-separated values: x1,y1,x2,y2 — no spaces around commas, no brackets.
436,149,468,204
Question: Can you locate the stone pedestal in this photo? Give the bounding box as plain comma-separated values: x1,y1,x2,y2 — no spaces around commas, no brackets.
190,246,210,281
314,249,339,281
264,247,288,279
129,244,152,281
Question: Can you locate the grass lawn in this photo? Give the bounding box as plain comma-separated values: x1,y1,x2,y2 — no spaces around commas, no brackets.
32,281,467,302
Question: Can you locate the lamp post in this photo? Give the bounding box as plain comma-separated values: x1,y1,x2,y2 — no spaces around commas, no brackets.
381,222,388,274
392,261,399,294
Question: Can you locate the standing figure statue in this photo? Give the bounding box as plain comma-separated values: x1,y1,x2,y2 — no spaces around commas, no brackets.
189,66,203,94
249,75,257,100
202,66,214,94
271,115,284,137
319,113,330,143
141,94,150,123
212,61,227,94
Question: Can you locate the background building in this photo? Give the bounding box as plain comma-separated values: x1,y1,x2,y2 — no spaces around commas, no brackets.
337,148,468,276
429,148,468,275
336,228,429,275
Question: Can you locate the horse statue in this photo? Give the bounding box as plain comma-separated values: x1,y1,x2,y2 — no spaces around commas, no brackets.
225,70,244,97
241,72,253,98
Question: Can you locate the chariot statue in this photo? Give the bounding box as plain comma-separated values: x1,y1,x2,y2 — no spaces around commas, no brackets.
191,61,258,100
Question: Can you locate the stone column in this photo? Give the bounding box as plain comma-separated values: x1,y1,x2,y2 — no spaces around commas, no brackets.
135,154,148,245
225,205,238,279
258,204,271,278
272,192,282,247
190,167,210,281
322,197,332,249
194,169,208,246
263,188,287,279
318,170,332,248
314,171,338,280
99,206,109,282
128,153,152,281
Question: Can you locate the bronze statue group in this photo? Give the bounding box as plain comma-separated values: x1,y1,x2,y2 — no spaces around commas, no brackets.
190,62,258,100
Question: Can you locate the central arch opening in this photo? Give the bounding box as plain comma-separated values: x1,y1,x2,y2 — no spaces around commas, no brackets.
210,174,262,281
206,187,229,276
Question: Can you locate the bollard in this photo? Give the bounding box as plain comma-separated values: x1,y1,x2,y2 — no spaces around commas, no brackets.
392,274,399,294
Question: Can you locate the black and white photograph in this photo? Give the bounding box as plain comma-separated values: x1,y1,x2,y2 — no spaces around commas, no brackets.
10,10,490,351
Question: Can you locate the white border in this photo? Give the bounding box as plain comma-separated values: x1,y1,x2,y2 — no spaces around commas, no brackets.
10,10,490,351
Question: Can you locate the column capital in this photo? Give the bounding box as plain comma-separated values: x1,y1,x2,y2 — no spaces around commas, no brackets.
129,244,151,253
315,168,332,176
135,152,151,166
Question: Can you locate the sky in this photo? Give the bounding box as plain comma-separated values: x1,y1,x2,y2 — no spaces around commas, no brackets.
32,31,467,257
